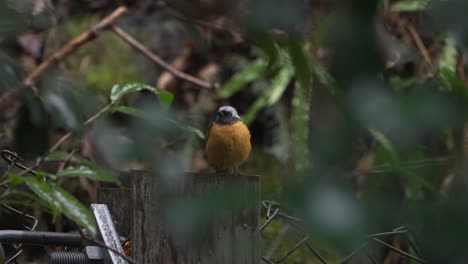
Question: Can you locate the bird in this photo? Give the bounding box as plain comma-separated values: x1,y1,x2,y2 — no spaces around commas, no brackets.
205,106,251,174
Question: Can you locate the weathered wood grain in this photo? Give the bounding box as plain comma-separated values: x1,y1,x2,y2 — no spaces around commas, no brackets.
131,171,260,264
97,187,132,239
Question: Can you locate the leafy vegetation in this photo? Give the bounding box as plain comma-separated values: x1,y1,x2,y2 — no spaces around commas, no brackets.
2,0,468,262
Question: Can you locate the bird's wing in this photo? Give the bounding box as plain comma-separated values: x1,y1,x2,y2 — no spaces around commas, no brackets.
242,121,251,140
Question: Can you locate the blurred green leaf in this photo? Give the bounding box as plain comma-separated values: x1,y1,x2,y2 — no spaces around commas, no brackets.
288,42,312,170
391,0,430,12
440,69,468,103
291,79,311,171
57,165,121,185
244,64,294,124
46,152,121,185
46,152,94,167
0,189,55,215
219,58,268,99
389,76,419,91
109,105,142,116
313,14,334,47
0,2,27,38
110,82,174,108
371,129,437,193
10,173,97,235
267,66,294,105
36,171,58,180
42,77,99,132
288,41,312,89
370,128,400,165
249,30,279,67
8,173,25,185
168,119,205,140
44,93,80,130
309,56,338,94
109,105,204,139
439,35,458,84
0,57,24,92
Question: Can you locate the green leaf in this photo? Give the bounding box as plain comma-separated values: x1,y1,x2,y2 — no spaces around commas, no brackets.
57,165,121,184
439,69,468,104
0,57,24,91
168,119,206,140
249,30,279,68
288,40,312,89
0,189,55,214
108,105,204,139
309,56,337,94
8,172,25,185
391,0,430,12
110,82,174,108
439,35,458,83
287,42,312,171
45,152,121,185
44,93,81,131
243,64,294,124
0,2,28,38
110,104,204,140
370,128,400,165
36,171,58,180
219,58,268,99
11,173,97,235
267,65,295,105
291,79,311,171
157,90,175,107
45,152,94,167
109,105,143,116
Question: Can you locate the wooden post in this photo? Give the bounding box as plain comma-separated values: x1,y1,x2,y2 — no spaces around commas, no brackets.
131,171,260,264
97,187,132,239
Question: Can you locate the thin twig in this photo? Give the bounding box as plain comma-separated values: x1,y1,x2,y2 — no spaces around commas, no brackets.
372,238,425,263
368,230,407,238
84,236,137,264
111,24,218,89
56,149,77,174
0,6,127,116
365,252,378,264
407,23,433,69
275,236,309,263
76,227,137,264
23,7,128,89
339,241,369,264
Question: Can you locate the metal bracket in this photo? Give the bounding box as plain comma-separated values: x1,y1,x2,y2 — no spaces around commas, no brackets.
91,204,128,264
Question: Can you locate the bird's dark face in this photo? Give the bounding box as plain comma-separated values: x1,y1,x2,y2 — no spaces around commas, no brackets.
214,106,242,125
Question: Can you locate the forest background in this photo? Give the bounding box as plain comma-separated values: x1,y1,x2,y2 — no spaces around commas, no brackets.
1,0,468,263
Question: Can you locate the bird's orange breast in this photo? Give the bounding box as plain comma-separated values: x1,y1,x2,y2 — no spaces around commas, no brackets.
205,122,251,172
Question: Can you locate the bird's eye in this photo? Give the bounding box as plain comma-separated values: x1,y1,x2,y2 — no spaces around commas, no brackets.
224,111,232,116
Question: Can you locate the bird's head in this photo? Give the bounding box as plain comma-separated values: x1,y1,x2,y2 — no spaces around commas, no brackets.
215,106,242,125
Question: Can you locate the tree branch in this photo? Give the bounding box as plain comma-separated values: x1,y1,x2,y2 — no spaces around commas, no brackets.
111,24,219,89
23,6,128,89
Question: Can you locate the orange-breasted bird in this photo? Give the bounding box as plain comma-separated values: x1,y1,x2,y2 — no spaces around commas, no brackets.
205,106,251,174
